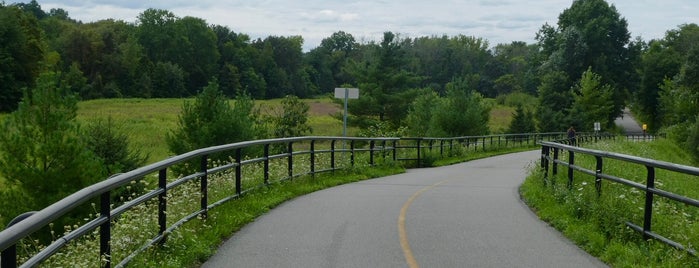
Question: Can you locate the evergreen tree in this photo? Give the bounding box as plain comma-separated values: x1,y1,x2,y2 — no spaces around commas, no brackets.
346,32,423,127
536,71,573,132
0,72,102,225
508,104,536,134
569,68,615,131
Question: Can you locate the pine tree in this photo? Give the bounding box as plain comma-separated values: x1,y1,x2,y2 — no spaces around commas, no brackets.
0,72,102,225
508,104,536,134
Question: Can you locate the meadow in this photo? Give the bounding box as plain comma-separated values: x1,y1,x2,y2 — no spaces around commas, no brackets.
74,97,515,164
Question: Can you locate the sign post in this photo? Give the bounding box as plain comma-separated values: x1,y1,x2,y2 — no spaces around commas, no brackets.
334,88,359,137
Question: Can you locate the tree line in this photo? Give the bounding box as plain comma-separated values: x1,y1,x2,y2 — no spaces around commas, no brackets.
1,0,698,155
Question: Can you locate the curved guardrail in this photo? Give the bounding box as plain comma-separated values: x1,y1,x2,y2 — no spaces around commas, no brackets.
0,132,571,267
0,136,398,268
540,138,699,255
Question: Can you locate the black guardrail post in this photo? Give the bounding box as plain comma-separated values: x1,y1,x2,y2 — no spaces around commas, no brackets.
200,155,208,219
553,148,559,176
158,168,167,245
264,144,270,184
100,191,111,268
595,156,603,196
643,166,656,240
392,140,397,161
382,140,387,160
567,150,575,190
287,142,293,179
350,140,355,167
236,148,242,195
440,140,444,157
541,145,550,186
330,140,336,171
416,138,422,168
310,140,316,177
369,140,375,166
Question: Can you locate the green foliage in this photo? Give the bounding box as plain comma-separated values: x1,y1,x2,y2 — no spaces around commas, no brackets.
0,72,102,225
536,0,634,124
569,68,615,131
429,78,490,137
85,117,148,175
405,78,490,137
151,61,186,97
270,95,312,138
635,40,682,131
507,104,536,134
84,117,148,201
346,32,423,127
655,34,699,159
404,90,439,137
686,117,699,162
536,71,573,132
167,80,263,173
357,120,407,138
495,91,537,108
0,4,44,111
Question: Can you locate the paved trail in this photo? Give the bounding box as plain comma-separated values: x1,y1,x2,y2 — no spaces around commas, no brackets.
203,151,607,267
615,108,644,134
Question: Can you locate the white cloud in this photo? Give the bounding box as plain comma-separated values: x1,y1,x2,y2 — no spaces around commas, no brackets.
6,0,699,50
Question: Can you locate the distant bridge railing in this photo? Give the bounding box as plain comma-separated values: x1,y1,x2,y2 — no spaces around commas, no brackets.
539,139,699,255
0,132,620,267
398,132,574,167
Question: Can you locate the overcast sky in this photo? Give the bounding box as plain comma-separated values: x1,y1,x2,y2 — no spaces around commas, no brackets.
8,0,699,51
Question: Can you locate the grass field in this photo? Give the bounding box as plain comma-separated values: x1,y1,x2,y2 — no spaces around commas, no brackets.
73,97,516,164
75,98,350,163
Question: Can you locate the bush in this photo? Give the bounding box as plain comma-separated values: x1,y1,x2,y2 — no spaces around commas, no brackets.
167,79,264,174
269,95,312,138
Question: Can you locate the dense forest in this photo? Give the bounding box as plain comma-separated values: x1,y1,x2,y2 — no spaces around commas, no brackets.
0,0,698,148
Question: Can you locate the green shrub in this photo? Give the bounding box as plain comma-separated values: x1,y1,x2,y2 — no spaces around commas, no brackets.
166,79,264,174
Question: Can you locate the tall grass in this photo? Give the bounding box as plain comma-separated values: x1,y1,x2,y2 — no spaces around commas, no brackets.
76,98,347,163
74,98,516,163
521,139,699,267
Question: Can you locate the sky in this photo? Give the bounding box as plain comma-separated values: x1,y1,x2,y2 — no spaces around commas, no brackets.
8,0,699,51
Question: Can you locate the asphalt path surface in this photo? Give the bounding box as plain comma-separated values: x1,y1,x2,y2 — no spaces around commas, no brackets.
615,108,644,134
203,150,607,267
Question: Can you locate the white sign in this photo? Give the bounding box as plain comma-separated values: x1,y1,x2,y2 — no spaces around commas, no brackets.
594,122,601,131
334,88,359,138
334,88,359,99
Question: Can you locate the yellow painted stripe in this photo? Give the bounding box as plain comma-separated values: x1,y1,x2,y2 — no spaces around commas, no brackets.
398,180,448,268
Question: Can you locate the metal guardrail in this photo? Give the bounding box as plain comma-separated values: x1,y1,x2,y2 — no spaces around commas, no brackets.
0,136,396,268
0,132,609,267
398,132,570,167
540,138,699,255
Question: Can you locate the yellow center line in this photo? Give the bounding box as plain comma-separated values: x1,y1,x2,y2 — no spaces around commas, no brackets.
398,180,449,268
